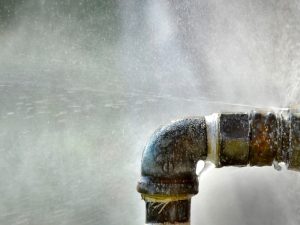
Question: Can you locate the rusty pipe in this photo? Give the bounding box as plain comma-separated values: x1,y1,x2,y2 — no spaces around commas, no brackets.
137,110,300,224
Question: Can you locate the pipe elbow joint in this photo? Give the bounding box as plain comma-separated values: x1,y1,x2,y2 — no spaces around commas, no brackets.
137,117,207,197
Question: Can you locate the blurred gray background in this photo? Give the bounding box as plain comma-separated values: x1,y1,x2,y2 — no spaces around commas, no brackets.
1,0,300,224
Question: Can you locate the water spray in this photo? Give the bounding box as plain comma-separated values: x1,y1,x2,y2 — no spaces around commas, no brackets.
137,109,300,224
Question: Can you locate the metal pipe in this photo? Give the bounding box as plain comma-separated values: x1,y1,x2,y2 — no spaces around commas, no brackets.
137,110,300,225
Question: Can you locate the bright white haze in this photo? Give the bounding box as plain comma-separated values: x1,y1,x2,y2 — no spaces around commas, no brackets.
1,0,300,225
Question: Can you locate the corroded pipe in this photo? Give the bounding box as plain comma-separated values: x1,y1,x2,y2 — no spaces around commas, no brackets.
137,110,300,225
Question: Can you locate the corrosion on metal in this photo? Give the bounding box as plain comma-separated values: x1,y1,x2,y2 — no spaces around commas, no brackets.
146,200,191,224
137,110,300,224
249,111,279,166
289,113,300,170
219,113,250,166
137,117,207,196
137,117,207,223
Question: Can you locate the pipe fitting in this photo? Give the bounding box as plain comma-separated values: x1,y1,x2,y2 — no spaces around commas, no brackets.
137,117,207,224
137,110,300,224
137,117,207,195
219,113,250,166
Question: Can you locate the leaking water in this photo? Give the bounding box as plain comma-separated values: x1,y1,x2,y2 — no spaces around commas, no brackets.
1,0,300,225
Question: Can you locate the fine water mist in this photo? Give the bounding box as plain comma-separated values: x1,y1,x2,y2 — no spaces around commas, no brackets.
1,0,300,225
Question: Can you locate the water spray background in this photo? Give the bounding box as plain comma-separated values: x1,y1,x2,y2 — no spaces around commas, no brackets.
1,0,300,224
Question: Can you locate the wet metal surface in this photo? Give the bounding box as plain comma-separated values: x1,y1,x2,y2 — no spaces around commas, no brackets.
219,113,249,166
137,117,207,196
146,200,190,224
289,113,300,170
249,112,279,166
138,110,300,224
